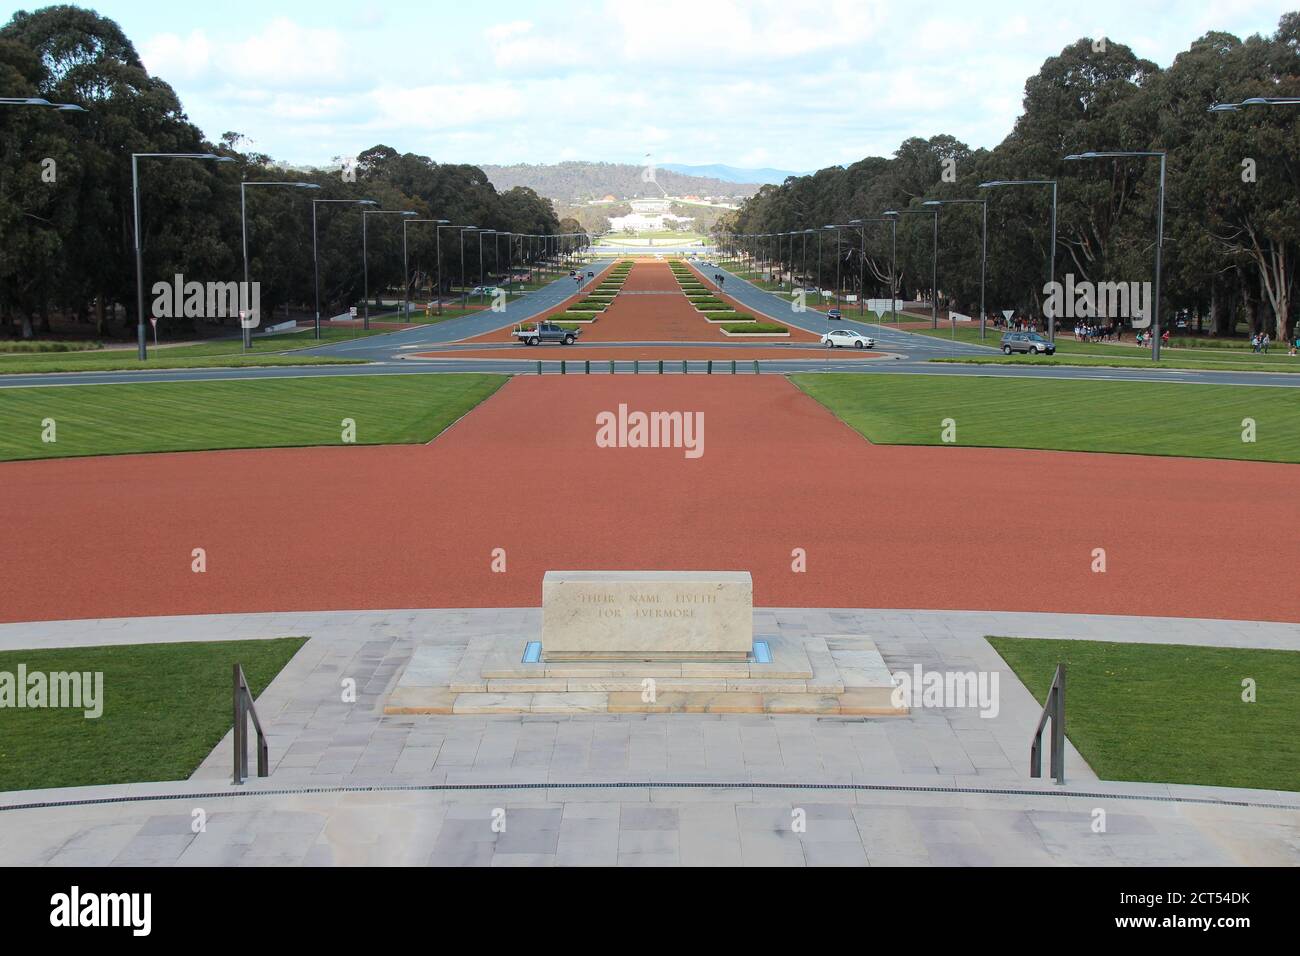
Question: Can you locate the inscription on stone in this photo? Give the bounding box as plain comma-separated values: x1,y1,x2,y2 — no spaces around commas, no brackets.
542,571,752,662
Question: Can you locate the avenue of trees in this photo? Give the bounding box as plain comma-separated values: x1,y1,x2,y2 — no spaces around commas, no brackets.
0,5,577,340
717,17,1300,341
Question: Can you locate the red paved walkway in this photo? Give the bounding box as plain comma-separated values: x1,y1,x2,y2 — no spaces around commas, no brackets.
1,376,1296,624
460,260,820,344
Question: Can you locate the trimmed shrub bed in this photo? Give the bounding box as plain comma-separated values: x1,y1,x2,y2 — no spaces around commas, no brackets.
722,322,788,333
0,340,104,354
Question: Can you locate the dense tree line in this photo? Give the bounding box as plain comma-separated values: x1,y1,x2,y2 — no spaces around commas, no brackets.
717,18,1300,340
0,5,580,340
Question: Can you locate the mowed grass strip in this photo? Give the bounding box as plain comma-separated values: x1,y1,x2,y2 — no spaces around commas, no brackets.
0,327,392,375
0,373,507,461
790,373,1300,462
987,637,1300,792
0,638,305,792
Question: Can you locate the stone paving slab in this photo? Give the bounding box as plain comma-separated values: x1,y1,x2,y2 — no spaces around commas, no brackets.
0,607,1296,865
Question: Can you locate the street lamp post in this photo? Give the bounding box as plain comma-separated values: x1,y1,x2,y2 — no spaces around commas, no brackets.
361,209,416,329
1062,152,1166,359
822,226,842,310
885,207,940,328
241,180,322,350
403,218,450,320
477,230,496,304
132,152,234,360
312,198,377,340
923,199,988,338
846,220,868,316
0,97,87,111
979,179,1057,339
459,227,479,308
433,223,460,316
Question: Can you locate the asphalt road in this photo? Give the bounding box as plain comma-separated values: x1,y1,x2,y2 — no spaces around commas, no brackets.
2,257,1298,389
688,256,994,359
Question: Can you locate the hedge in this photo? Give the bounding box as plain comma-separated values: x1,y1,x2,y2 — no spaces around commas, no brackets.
722,322,788,333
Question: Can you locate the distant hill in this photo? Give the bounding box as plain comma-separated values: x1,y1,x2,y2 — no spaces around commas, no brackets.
480,162,760,202
660,163,803,185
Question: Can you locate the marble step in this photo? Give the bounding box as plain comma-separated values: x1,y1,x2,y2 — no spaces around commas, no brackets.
383,687,906,716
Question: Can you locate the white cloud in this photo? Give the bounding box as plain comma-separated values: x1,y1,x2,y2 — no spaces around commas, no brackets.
140,30,212,81
130,2,1291,170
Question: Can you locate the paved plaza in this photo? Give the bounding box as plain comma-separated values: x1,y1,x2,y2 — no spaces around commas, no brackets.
1,608,1296,865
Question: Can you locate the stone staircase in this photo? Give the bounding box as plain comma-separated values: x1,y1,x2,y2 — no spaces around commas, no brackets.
385,633,906,716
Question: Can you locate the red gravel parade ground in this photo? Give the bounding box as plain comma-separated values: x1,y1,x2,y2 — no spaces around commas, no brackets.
2,373,1294,625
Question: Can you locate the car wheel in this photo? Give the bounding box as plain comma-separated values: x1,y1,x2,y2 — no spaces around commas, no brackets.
1002,345,1011,354
825,340,835,348
528,336,539,346
854,340,864,349
563,334,575,345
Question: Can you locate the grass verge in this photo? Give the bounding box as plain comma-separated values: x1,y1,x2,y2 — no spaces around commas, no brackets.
0,638,306,792
0,373,508,461
988,637,1300,792
789,373,1300,462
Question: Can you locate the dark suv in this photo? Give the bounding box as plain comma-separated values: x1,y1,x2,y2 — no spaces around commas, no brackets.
1000,331,1055,355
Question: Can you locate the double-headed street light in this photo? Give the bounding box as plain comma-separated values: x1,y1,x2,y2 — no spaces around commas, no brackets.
433,222,462,315
1208,96,1300,112
1,97,87,111
923,199,988,338
361,209,416,328
312,198,377,339
979,179,1057,339
822,226,843,309
477,229,496,303
402,218,450,320
884,207,939,328
459,227,479,308
1063,151,1166,360
132,152,235,361
241,180,321,348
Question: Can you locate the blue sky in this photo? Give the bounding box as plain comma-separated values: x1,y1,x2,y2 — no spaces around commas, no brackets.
74,0,1296,172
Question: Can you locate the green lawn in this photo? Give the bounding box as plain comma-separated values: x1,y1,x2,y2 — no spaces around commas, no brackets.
0,373,508,461
0,327,386,374
988,637,1300,792
911,326,1300,371
790,373,1300,462
0,638,305,792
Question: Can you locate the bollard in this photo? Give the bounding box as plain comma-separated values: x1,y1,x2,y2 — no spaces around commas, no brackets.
609,359,615,375
707,360,713,375
634,360,639,375
584,359,590,375
682,360,688,374
730,359,736,375
753,360,759,374
658,359,664,375
561,360,566,375
537,360,542,375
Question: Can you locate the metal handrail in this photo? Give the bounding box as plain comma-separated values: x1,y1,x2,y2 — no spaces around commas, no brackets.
232,663,269,785
1029,664,1066,784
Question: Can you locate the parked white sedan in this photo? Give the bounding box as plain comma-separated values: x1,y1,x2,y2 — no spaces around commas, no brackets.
821,328,875,349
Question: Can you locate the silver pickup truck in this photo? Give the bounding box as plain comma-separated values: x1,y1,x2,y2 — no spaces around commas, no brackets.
512,321,579,346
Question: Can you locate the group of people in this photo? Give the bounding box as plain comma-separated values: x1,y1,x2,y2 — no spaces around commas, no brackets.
993,314,1041,332
1133,329,1170,347
1071,322,1124,342
1251,332,1272,353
